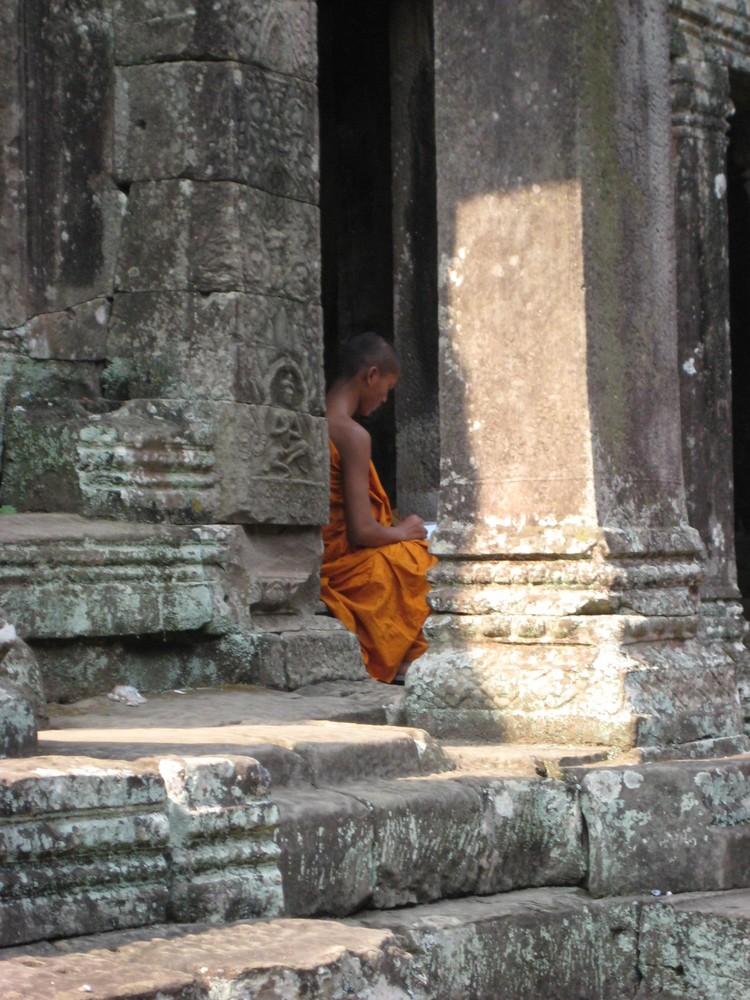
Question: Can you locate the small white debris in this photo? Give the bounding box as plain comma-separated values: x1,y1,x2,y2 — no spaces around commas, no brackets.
650,889,662,896
80,986,93,993
715,173,727,199
0,623,17,644
173,689,186,695
108,685,147,706
682,357,696,376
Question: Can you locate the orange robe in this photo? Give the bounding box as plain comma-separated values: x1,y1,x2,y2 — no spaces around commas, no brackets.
321,440,437,683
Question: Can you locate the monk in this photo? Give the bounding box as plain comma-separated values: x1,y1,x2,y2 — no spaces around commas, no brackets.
321,332,437,684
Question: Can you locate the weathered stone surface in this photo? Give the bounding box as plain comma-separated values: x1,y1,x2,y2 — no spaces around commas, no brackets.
354,888,642,1000
159,755,282,923
32,633,263,704
116,180,320,301
0,919,411,1000
276,787,374,916
21,1,123,315
78,399,327,524
578,758,750,898
114,0,317,82
345,773,584,910
0,518,335,681
21,299,110,361
638,889,750,1000
0,516,223,639
116,62,317,202
0,399,104,513
0,756,170,946
105,291,324,411
0,681,37,758
2,399,329,524
276,761,581,918
408,0,740,750
41,683,406,758
0,605,46,740
0,3,27,328
672,27,736,596
255,625,364,689
408,526,744,748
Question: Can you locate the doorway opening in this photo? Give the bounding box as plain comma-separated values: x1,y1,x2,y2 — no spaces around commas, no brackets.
317,0,439,517
728,71,750,612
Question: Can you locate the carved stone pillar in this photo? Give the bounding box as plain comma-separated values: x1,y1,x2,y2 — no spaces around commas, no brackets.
406,0,746,752
670,18,750,733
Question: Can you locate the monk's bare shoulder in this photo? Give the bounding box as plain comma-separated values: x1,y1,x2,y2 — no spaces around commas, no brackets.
328,416,371,468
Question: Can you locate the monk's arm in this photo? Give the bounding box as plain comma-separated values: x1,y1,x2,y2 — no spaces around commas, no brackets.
337,425,426,548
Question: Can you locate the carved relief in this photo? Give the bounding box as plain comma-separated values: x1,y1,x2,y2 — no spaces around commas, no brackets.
267,360,306,409
263,409,311,478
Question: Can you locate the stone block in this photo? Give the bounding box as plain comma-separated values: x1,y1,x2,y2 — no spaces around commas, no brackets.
408,525,743,749
578,758,750,898
0,515,253,641
0,2,27,328
105,291,324,412
355,888,642,1000
159,755,283,923
0,681,37,758
2,398,329,524
22,2,124,314
116,62,317,202
352,778,485,909
255,624,365,689
31,632,262,704
21,299,111,361
0,638,46,724
638,890,750,1000
0,398,96,513
115,180,320,302
405,639,638,746
0,920,412,1000
275,787,375,916
0,756,169,946
342,773,584,911
77,399,328,525
462,775,586,894
114,0,317,82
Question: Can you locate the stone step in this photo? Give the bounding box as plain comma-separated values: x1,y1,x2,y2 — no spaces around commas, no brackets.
5,886,750,998
275,768,585,917
6,685,750,953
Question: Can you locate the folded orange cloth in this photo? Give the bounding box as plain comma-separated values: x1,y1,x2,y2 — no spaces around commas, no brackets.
321,440,437,683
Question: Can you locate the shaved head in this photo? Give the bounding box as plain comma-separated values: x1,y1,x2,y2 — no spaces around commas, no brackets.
337,332,400,382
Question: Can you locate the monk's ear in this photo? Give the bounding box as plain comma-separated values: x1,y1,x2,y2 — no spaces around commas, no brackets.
364,365,379,384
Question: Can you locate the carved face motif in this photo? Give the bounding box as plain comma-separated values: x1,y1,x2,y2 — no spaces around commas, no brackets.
270,364,304,408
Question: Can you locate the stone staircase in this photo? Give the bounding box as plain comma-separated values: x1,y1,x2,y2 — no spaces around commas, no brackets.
2,681,750,997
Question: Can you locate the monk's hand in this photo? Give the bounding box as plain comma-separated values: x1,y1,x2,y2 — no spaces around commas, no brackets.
397,514,428,541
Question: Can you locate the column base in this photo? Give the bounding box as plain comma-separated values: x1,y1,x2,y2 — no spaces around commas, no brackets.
407,528,746,751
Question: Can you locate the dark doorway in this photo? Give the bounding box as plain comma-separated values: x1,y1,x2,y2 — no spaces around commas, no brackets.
317,0,439,515
728,72,750,611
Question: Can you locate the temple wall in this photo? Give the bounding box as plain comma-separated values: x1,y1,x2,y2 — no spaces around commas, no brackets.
0,0,362,713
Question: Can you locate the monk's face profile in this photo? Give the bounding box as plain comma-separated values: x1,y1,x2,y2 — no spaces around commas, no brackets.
357,365,399,418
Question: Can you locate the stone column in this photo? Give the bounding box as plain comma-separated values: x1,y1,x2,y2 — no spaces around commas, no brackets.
670,17,750,733
406,0,745,752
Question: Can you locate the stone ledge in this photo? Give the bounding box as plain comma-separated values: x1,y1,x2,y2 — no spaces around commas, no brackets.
1,918,409,1000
